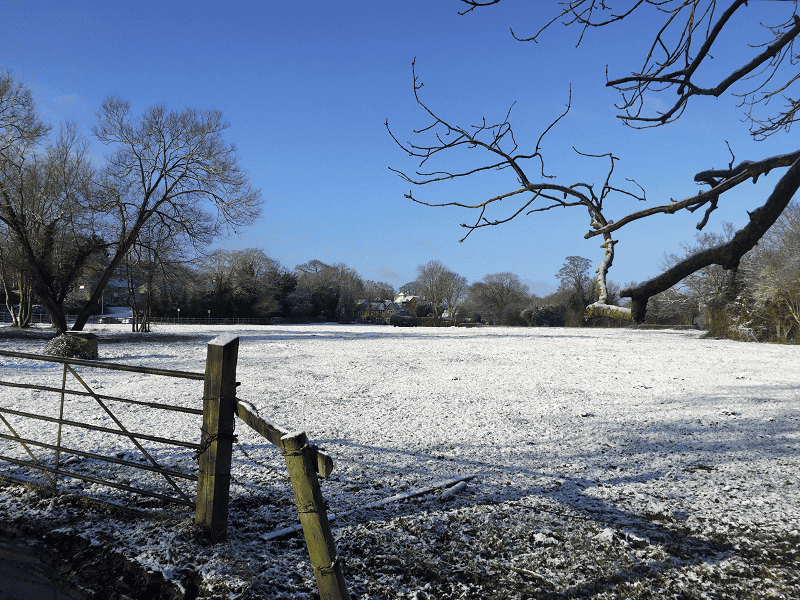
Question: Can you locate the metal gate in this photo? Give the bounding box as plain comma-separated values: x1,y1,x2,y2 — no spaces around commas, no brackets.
0,349,205,507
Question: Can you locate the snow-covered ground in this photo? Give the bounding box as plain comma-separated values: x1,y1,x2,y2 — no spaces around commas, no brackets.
0,324,798,599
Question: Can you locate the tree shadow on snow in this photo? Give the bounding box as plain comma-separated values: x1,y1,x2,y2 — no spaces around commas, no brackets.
314,436,757,595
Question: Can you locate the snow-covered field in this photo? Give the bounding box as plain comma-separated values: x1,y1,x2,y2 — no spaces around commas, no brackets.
0,324,799,599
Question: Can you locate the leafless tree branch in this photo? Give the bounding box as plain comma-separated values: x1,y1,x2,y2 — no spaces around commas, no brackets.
622,156,800,320
458,0,501,16
462,1,800,138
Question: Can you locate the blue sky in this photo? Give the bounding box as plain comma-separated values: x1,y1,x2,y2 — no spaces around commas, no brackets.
1,1,792,296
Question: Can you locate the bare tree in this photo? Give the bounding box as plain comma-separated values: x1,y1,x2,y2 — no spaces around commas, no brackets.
123,218,196,332
415,260,468,322
0,71,47,153
229,248,282,299
441,270,469,322
363,280,397,302
389,1,800,323
295,260,365,321
330,262,366,321
70,96,262,330
296,260,339,319
468,272,529,325
556,256,593,305
201,249,236,307
0,73,103,332
0,231,32,327
193,248,287,319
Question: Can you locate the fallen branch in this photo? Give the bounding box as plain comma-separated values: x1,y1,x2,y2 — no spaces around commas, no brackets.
439,480,469,501
585,302,632,321
264,474,476,540
506,564,556,588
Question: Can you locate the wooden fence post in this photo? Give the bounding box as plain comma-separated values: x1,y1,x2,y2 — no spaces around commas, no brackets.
195,334,239,541
282,431,350,600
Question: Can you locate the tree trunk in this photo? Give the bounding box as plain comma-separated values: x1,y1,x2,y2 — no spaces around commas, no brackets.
0,265,17,327
15,277,32,328
72,217,149,331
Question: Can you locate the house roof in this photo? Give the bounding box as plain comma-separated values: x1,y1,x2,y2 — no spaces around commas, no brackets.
394,293,420,305
357,301,400,312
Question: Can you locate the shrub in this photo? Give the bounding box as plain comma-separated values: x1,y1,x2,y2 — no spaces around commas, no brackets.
43,334,98,359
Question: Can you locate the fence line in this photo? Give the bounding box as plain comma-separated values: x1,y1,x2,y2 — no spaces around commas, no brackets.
0,313,280,326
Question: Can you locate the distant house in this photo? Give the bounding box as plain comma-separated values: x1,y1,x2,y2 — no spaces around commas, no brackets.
358,300,402,324
394,293,421,315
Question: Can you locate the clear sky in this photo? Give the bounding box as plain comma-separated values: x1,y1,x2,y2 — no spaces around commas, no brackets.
1,1,792,297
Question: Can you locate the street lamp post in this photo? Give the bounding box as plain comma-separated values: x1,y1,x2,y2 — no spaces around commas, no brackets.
177,307,180,324
207,309,211,324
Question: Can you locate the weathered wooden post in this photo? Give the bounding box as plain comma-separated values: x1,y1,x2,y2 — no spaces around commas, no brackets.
195,334,239,541
282,431,350,600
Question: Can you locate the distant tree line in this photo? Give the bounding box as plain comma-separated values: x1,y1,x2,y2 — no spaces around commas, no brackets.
404,258,619,328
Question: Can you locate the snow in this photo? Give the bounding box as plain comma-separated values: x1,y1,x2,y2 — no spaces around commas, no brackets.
1,324,799,598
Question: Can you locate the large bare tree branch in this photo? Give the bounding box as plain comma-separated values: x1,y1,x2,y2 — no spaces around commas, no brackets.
622,156,800,320
387,62,642,237
584,150,800,239
607,11,800,129
458,0,500,16
386,59,563,189
462,1,800,138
